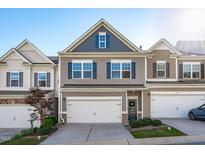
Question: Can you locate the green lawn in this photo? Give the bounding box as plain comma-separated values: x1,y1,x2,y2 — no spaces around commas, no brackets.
0,137,46,145
131,127,185,139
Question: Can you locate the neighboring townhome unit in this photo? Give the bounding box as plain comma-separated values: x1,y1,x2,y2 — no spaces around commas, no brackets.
0,39,57,128
58,19,147,125
145,39,205,119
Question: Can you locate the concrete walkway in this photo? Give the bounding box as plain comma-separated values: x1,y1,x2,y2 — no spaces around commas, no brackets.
159,118,205,135
41,123,133,145
0,128,23,143
70,135,205,145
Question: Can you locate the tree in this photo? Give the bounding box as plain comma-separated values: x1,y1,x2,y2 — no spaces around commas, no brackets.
25,87,53,125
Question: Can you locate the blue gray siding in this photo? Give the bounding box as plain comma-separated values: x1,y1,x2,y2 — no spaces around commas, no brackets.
73,26,133,52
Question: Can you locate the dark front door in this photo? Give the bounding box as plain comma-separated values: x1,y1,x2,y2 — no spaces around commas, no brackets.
128,99,137,121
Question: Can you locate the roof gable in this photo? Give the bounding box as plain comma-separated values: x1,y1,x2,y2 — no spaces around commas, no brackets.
16,39,55,64
0,48,32,64
148,39,182,55
62,19,141,52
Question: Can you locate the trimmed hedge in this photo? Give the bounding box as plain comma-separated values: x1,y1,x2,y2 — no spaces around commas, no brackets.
130,118,162,128
151,119,162,126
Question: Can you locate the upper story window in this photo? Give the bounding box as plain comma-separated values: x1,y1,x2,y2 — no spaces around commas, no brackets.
157,61,166,78
72,60,93,79
183,62,200,79
38,73,47,87
10,72,19,87
111,60,131,79
99,32,106,48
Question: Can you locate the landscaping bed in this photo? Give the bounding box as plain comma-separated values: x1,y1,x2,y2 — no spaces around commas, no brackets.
129,118,185,139
0,136,47,145
0,116,58,145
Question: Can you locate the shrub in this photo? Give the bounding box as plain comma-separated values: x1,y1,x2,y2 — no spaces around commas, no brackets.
33,127,38,133
140,118,152,126
43,118,54,128
151,119,162,126
131,120,144,128
45,116,58,125
12,133,23,140
21,129,34,136
37,126,52,135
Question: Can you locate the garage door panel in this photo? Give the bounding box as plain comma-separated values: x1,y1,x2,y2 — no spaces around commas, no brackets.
151,94,205,118
67,97,122,123
0,105,40,128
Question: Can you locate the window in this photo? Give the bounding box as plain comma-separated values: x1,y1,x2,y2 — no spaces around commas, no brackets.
38,73,47,87
111,60,131,79
99,32,106,48
72,60,93,79
157,61,166,78
183,63,200,79
10,72,19,87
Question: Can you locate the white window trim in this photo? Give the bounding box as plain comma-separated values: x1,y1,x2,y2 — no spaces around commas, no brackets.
99,32,106,49
72,60,93,79
156,60,166,78
38,72,47,87
183,62,201,79
111,60,132,79
10,71,20,87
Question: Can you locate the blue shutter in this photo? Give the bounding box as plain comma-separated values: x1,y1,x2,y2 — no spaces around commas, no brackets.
132,62,136,79
47,72,51,87
95,34,99,48
107,62,111,79
106,34,110,48
93,62,97,79
68,62,72,79
19,72,23,87
6,72,10,87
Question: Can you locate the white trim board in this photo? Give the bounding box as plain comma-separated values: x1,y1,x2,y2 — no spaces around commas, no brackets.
67,96,122,101
151,91,205,95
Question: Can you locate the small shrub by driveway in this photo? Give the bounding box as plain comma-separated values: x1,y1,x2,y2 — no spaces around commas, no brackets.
131,127,185,139
0,136,46,145
0,116,58,145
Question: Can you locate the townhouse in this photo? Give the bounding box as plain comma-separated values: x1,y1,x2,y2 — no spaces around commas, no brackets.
0,40,58,128
1,19,205,128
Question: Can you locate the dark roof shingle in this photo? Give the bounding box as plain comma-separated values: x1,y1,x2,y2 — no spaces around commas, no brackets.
175,41,205,55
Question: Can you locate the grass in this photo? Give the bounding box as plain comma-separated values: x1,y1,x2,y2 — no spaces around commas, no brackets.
131,127,185,139
0,136,46,145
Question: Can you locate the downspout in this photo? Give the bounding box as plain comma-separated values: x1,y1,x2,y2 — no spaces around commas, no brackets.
58,56,64,123
60,92,65,123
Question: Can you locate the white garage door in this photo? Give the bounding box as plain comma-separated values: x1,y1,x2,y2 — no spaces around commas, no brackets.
67,97,122,123
0,105,40,128
151,94,205,118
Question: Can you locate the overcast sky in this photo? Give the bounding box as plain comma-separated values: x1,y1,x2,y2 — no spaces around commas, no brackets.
1,8,205,56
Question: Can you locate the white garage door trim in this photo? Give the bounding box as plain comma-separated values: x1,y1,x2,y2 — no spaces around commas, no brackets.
67,96,122,123
0,104,40,128
151,92,205,118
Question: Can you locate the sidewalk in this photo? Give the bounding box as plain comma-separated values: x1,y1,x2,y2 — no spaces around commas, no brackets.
68,135,205,145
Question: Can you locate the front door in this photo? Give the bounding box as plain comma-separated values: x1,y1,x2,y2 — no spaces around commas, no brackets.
128,99,138,121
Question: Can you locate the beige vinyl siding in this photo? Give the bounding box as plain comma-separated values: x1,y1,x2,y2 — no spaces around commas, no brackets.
60,56,145,86
0,56,30,90
178,59,205,80
147,50,176,79
31,66,55,90
18,42,50,63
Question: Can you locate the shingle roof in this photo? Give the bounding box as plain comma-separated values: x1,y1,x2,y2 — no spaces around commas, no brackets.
62,84,146,89
48,56,58,64
0,90,53,95
175,41,205,55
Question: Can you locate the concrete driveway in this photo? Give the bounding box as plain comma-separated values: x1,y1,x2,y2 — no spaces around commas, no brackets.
41,123,133,145
160,118,205,135
0,128,23,142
